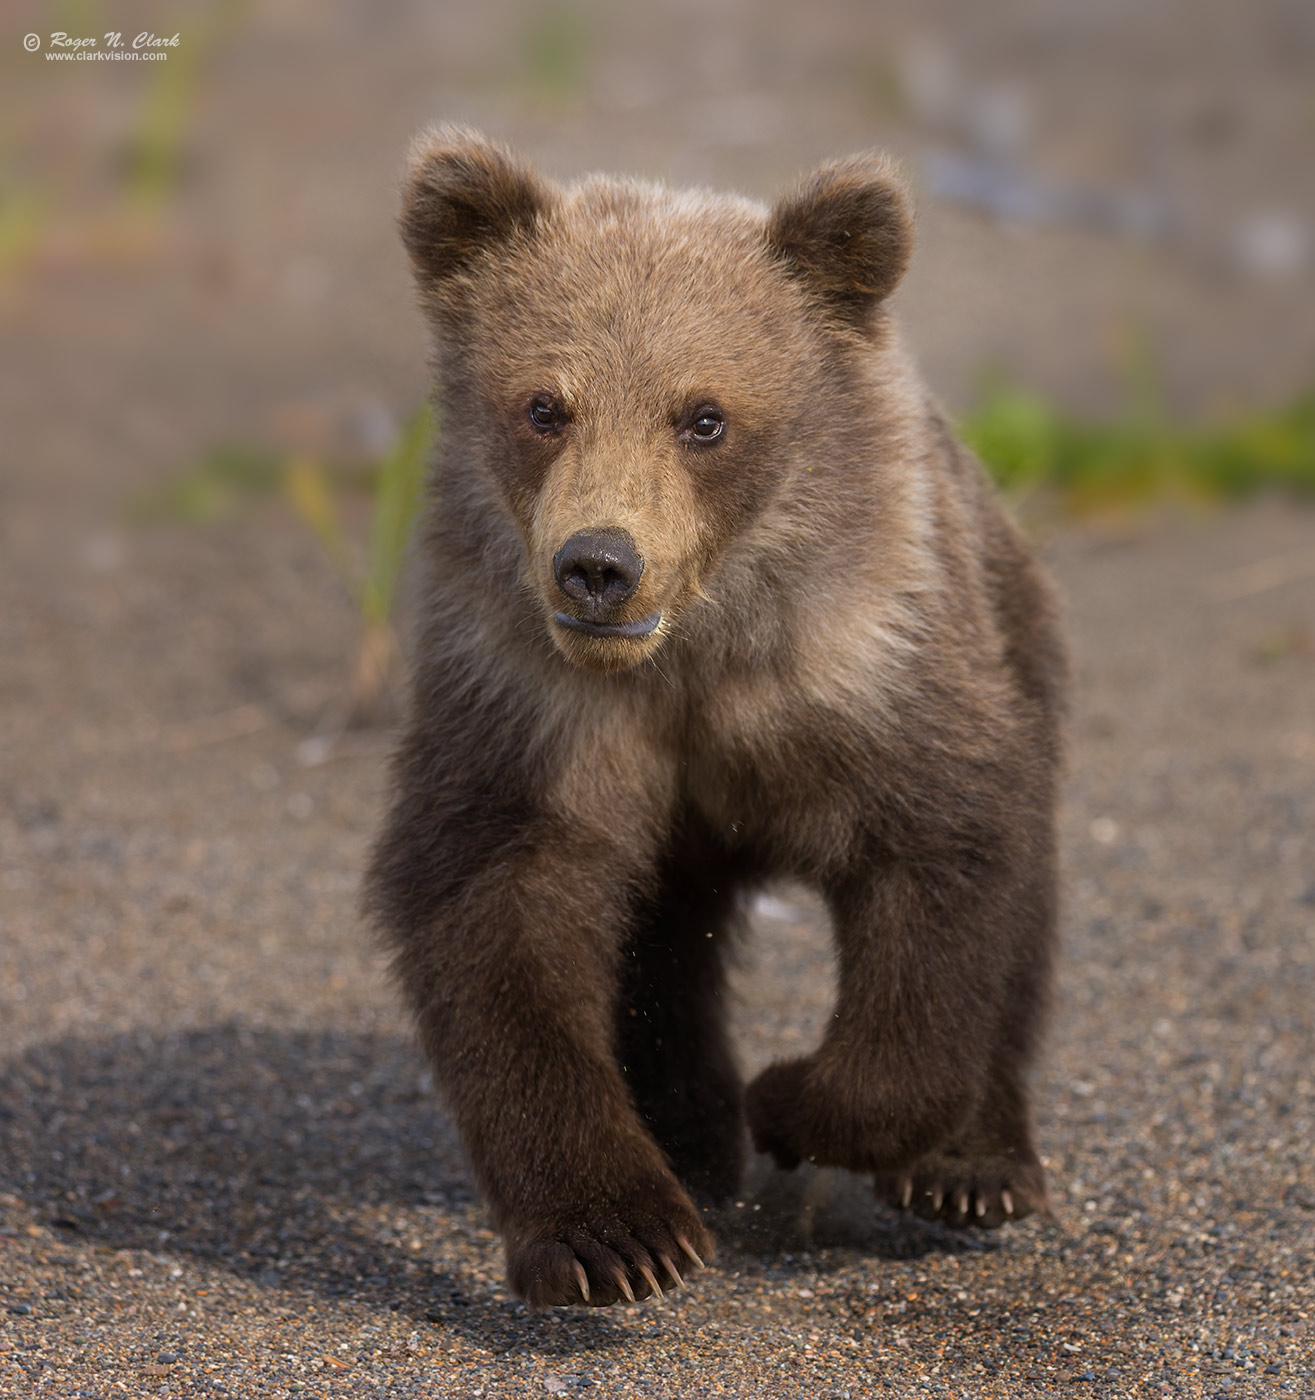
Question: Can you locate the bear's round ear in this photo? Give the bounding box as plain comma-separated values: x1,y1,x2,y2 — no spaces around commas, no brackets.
400,126,552,285
767,155,913,328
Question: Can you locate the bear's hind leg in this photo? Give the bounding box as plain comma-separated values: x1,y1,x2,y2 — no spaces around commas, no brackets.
617,858,746,1205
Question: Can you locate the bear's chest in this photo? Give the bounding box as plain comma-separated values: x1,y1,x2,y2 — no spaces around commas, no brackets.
678,680,874,873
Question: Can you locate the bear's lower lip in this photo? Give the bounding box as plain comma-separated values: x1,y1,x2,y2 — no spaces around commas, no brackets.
554,610,662,640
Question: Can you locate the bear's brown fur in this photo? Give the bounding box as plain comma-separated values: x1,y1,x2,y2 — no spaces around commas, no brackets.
366,128,1066,1308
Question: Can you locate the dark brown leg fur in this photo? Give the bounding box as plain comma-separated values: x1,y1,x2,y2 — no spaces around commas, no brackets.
746,504,1064,1232
367,727,712,1308
874,858,1055,1229
617,839,746,1205
745,736,1058,1225
746,866,994,1172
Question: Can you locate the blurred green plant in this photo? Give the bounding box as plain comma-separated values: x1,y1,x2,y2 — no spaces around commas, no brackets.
284,403,435,727
115,1,250,231
961,375,1315,512
55,0,103,32
1,0,244,281
521,1,594,101
0,177,49,277
134,443,285,522
139,404,434,729
120,23,207,223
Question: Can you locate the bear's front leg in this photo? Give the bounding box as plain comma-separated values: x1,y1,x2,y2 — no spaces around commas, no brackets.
871,940,1053,1228
745,839,1053,1223
369,754,711,1307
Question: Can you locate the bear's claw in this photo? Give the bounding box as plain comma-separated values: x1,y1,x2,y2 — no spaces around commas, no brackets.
675,1233,705,1270
637,1262,664,1300
876,1151,1047,1230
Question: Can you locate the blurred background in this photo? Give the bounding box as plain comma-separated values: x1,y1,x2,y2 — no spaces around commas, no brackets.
2,6,1313,1387
4,0,1313,729
5,0,1313,526
3,0,1314,1005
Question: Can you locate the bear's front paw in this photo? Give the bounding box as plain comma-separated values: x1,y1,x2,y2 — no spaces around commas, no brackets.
875,1149,1049,1230
504,1182,713,1308
744,1058,813,1171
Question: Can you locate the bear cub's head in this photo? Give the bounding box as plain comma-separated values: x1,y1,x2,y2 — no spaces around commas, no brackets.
401,128,913,674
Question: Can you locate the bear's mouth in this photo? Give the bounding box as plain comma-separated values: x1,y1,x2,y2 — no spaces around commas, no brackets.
554,610,662,640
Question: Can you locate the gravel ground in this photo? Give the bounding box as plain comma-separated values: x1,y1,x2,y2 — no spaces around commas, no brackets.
3,2,1313,1394
2,502,1313,1399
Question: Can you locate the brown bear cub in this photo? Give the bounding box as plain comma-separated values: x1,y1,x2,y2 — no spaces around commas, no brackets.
366,127,1066,1308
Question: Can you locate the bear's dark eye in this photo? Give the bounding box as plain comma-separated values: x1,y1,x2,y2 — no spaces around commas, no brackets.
527,395,566,434
683,408,725,444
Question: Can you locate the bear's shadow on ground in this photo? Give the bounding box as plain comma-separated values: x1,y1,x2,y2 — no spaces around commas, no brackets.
0,1023,997,1355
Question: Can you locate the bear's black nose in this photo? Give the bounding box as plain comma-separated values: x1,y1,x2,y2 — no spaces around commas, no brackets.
553,528,644,612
